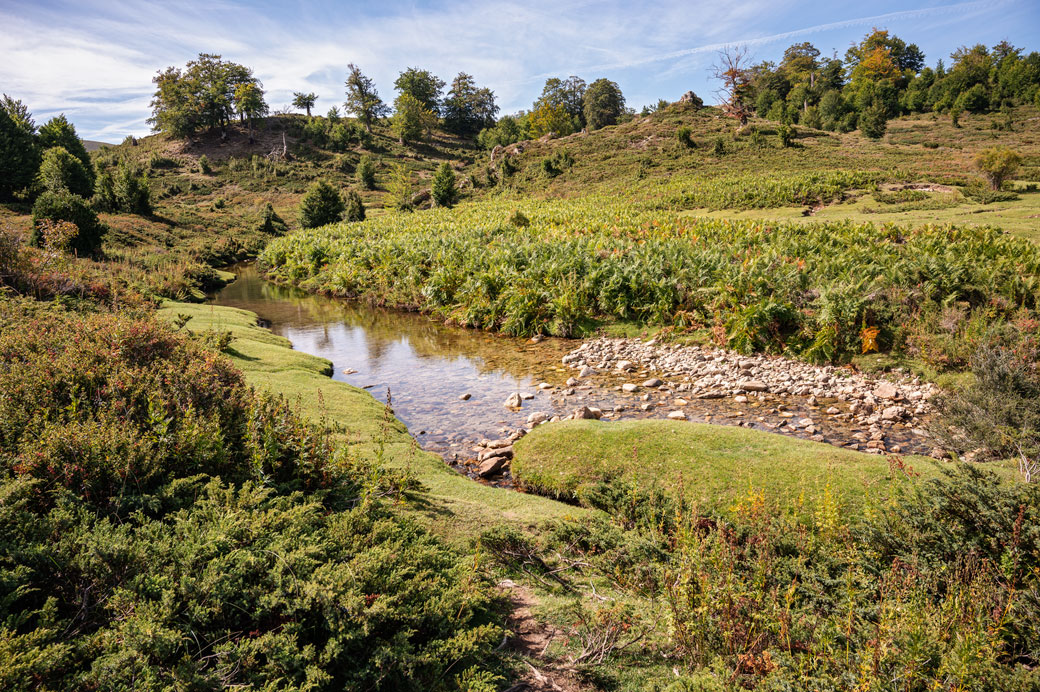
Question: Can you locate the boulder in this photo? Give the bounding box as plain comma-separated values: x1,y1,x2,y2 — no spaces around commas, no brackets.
478,445,513,462
616,360,636,372
881,405,905,421
642,378,664,388
526,411,548,425
477,455,509,478
504,392,523,408
677,91,704,108
622,383,639,393
738,380,768,392
874,382,899,400
459,393,472,401
578,366,596,378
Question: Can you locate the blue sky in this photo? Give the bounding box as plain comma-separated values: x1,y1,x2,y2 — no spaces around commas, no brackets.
1,0,1038,141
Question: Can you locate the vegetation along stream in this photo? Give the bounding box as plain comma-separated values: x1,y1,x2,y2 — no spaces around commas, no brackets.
212,265,934,483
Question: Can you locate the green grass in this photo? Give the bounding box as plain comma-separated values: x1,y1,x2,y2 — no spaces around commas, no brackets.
689,185,1040,244
512,419,940,511
158,300,583,543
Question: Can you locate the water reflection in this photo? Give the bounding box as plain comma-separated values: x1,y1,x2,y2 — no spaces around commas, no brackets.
212,265,932,467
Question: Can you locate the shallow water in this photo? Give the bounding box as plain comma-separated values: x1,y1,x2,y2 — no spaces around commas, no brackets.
212,265,931,473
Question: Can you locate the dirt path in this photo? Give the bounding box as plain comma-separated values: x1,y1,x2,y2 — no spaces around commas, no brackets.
499,580,594,692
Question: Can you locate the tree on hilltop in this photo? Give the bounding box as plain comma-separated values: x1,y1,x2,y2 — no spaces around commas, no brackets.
583,78,625,130
292,92,317,116
713,46,753,127
38,114,93,189
443,73,498,136
394,68,445,115
149,54,262,137
344,64,389,133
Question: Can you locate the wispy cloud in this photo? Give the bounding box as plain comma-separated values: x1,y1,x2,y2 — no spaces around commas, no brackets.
0,0,1034,140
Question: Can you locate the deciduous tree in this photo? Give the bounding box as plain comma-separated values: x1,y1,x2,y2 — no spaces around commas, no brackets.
344,64,389,133
292,92,317,116
394,67,445,114
582,78,625,130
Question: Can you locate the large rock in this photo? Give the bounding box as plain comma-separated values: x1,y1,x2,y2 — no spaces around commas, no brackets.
573,405,600,420
477,455,509,478
677,91,704,108
478,445,513,462
616,360,636,372
527,411,548,425
622,383,639,393
504,392,523,408
874,382,899,400
738,380,768,392
667,410,688,420
881,405,905,421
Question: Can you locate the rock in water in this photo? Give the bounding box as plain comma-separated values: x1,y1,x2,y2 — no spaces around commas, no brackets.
667,410,688,420
504,392,523,408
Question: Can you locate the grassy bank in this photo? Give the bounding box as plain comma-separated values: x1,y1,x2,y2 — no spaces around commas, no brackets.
512,419,939,510
158,300,583,541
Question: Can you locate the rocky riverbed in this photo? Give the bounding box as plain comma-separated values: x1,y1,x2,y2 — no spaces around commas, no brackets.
461,337,944,482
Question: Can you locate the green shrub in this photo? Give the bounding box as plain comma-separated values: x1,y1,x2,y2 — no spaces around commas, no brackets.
344,189,366,222
298,179,344,228
30,190,106,256
712,136,726,156
197,154,211,174
431,161,457,207
859,101,888,140
112,163,151,214
676,125,694,149
37,145,93,197
357,153,377,189
0,305,503,691
541,150,574,178
386,163,413,211
257,201,287,234
975,147,1022,191
775,123,794,148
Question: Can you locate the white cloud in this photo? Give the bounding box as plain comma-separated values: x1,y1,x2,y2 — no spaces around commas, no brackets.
0,0,1030,139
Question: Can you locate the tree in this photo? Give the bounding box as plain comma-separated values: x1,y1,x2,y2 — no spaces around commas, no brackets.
38,114,93,189
443,73,499,135
392,93,435,144
0,98,40,200
343,189,365,222
37,146,93,197
534,76,586,128
582,78,625,130
529,102,574,138
394,68,445,114
356,154,377,190
859,100,889,139
298,180,344,228
431,162,457,207
234,82,268,142
292,92,317,116
712,46,753,127
31,190,106,256
344,64,388,133
974,147,1022,190
385,163,413,211
149,54,260,137
477,115,528,149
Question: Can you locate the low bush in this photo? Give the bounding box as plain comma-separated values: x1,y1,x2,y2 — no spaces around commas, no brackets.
0,304,504,691
30,190,106,256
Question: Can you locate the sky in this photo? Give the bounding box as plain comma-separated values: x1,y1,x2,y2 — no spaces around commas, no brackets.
1,0,1038,141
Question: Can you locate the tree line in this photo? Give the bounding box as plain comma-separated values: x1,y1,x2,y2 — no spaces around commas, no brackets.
0,96,151,255
716,30,1040,138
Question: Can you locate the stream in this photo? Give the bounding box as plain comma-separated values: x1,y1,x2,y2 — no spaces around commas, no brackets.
211,265,932,479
